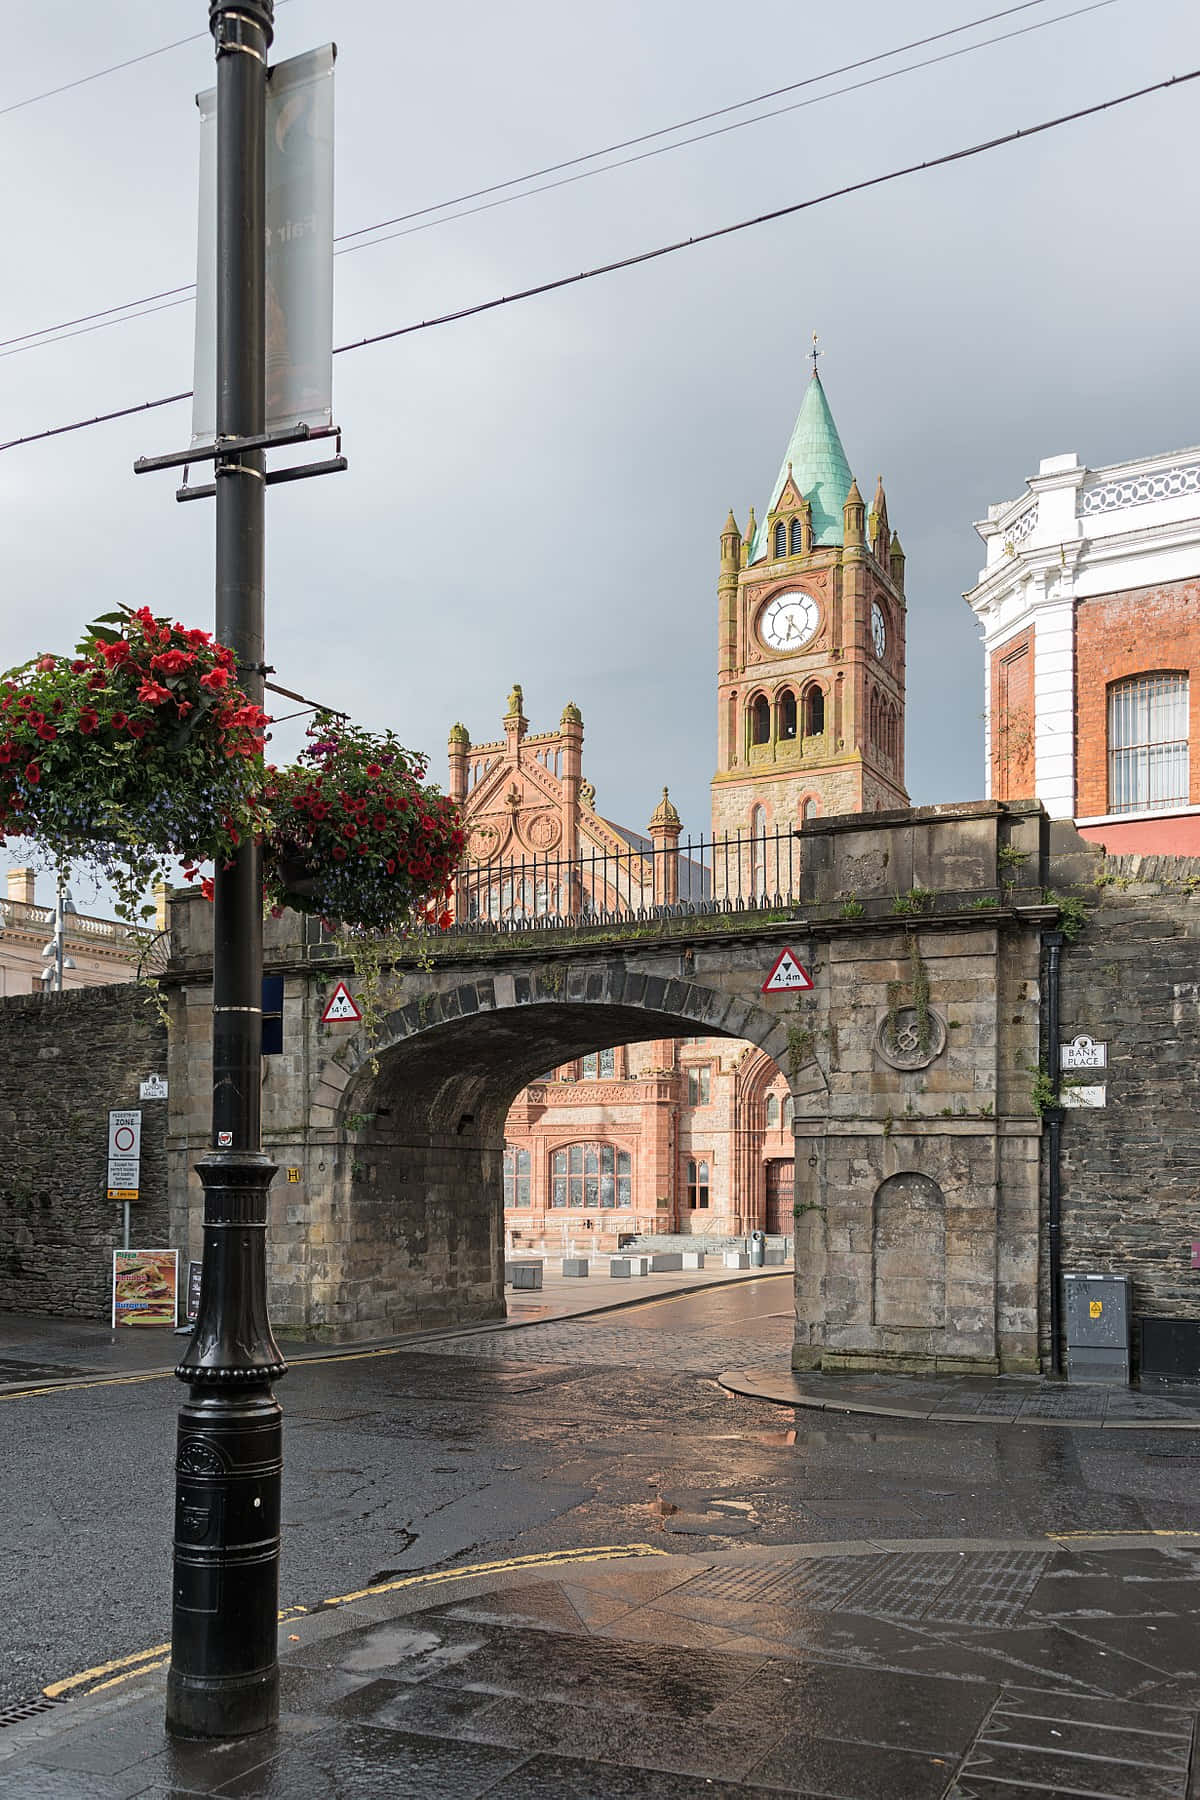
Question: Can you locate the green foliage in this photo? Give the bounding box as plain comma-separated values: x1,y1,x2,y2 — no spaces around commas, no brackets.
968,896,999,911
0,605,268,923
997,842,1031,870
264,713,463,935
890,886,933,916
839,896,864,919
786,1023,815,1077
1029,1065,1057,1117
1043,890,1088,942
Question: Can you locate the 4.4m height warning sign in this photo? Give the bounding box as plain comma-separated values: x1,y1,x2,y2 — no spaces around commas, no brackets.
761,948,813,993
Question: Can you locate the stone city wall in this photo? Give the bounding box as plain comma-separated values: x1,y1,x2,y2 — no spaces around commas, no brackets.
0,984,168,1318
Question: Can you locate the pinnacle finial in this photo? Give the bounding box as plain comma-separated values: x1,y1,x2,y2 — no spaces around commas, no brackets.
810,331,820,377
649,785,681,829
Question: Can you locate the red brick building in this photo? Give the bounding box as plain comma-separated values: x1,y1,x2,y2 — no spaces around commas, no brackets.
967,447,1200,853
449,371,904,1248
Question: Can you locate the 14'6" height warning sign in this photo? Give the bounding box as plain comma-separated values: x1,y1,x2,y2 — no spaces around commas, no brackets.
762,948,813,993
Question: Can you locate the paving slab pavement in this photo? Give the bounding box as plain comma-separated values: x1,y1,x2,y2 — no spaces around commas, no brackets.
721,1365,1200,1431
4,1533,1200,1797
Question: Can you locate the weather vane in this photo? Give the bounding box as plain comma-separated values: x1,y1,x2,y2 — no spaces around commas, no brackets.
810,331,821,376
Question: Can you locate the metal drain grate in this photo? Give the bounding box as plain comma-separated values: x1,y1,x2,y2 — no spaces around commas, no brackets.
0,1694,65,1730
681,1551,1048,1628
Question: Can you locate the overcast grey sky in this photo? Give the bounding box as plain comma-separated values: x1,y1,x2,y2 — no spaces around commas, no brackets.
2,0,1198,901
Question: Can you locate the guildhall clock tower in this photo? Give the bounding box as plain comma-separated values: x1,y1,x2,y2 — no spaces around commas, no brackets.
711,365,909,836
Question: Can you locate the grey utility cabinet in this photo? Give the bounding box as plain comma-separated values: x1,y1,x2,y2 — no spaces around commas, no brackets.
1064,1272,1132,1384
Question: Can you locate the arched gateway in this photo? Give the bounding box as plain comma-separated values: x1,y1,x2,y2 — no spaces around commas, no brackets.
163,800,1058,1376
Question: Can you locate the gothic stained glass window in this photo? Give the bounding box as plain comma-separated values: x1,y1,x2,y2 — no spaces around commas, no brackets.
1108,673,1189,813
687,1066,711,1106
580,1049,616,1078
551,1144,631,1207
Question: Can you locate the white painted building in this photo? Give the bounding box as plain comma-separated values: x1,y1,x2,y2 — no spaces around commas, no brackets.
965,447,1200,854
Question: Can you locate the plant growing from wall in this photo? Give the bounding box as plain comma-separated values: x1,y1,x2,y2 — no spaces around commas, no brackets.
997,842,1031,871
890,885,933,916
839,895,864,919
786,1023,815,1078
1043,890,1088,942
1029,1064,1057,1117
882,935,933,1056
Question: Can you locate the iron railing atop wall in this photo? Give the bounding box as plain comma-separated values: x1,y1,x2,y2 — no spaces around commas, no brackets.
429,827,802,937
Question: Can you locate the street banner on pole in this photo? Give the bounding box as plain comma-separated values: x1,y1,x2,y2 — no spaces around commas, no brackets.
192,44,335,446
112,1249,179,1327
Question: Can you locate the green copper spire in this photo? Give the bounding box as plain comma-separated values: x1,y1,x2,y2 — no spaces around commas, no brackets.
749,372,854,559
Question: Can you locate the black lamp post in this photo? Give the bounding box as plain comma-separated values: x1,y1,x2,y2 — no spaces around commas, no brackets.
166,0,286,1739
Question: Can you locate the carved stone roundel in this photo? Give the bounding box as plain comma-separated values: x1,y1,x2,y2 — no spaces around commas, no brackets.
524,813,562,852
468,822,501,863
875,1007,947,1071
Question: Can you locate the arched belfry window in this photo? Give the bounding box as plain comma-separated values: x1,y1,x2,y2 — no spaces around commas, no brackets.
778,689,797,741
773,521,787,558
803,684,825,737
1108,672,1189,813
790,516,804,555
750,694,771,745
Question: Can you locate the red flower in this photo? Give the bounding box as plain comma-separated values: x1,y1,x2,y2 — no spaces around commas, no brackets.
132,606,157,630
25,763,40,785
332,844,347,861
150,648,195,676
127,719,147,739
385,858,396,874
373,814,387,831
214,645,235,669
200,876,215,901
341,822,358,840
109,712,128,730
87,672,107,691
36,723,57,742
176,700,193,719
77,710,99,735
184,627,212,648
70,659,89,674
137,679,171,707
99,640,131,667
200,667,230,692
366,763,382,780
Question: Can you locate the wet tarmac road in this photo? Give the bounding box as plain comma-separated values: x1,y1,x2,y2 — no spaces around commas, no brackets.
4,1279,1200,1717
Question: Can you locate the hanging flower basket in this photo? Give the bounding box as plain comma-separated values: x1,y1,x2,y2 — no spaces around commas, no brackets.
262,713,464,934
0,606,270,921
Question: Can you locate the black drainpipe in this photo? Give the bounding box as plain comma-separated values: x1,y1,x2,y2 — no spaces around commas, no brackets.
1044,929,1065,1378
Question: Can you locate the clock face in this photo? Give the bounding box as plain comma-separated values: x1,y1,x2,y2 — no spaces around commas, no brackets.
760,591,819,651
872,601,887,659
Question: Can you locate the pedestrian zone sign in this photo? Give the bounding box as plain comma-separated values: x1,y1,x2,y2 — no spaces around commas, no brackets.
762,948,813,993
321,981,362,1024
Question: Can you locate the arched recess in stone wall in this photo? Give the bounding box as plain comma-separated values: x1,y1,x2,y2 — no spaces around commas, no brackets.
871,1171,946,1329
318,966,827,1337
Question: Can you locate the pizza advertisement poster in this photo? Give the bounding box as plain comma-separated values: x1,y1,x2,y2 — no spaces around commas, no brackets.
111,1249,179,1328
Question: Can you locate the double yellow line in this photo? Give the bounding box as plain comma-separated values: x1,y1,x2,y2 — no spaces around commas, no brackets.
43,1544,667,1702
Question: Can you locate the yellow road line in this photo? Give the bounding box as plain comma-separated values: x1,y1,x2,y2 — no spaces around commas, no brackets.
0,1372,172,1401
45,1641,171,1698
42,1546,663,1702
1048,1527,1200,1540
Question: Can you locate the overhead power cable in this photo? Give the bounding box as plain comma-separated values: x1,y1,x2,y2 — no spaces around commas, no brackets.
2,65,1195,458
0,0,293,120
0,0,1107,357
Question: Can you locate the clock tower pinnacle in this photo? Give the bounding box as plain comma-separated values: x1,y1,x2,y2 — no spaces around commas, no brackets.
711,369,908,837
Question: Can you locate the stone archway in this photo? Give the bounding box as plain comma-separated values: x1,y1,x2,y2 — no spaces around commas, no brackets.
316,970,821,1339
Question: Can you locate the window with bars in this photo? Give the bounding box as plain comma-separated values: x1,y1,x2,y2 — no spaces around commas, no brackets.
503,1145,530,1207
1108,672,1189,813
687,1066,711,1106
580,1049,615,1078
550,1143,632,1208
686,1158,710,1209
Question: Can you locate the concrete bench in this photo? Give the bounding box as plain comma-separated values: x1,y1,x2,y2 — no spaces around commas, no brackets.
681,1251,705,1270
561,1258,590,1278
723,1251,751,1270
505,1259,543,1290
610,1256,650,1278
764,1248,787,1266
650,1252,683,1272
